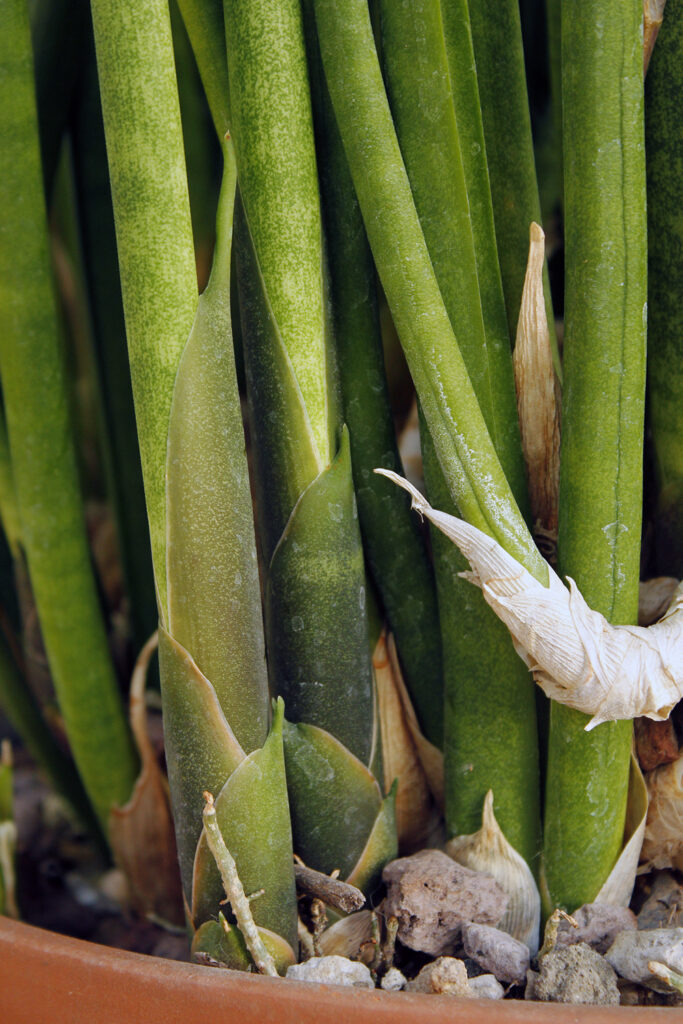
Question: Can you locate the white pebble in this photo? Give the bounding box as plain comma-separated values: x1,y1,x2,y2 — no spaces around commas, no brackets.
286,955,375,989
467,974,505,1000
381,967,407,991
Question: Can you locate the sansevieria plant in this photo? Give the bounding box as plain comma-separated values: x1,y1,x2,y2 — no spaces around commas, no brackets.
0,0,681,978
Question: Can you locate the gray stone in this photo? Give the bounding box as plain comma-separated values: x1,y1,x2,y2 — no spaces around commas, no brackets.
555,902,637,955
531,943,620,1005
462,922,530,984
382,849,507,955
638,873,683,930
380,967,407,991
606,927,683,991
524,969,540,1000
407,957,470,995
467,974,505,1000
286,955,375,989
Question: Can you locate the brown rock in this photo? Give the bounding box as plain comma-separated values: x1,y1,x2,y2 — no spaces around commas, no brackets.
635,717,679,772
555,902,637,955
383,850,507,956
407,957,470,995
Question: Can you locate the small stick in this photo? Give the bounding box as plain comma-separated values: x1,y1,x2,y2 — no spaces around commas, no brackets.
202,792,278,977
297,917,315,961
310,897,328,956
538,908,578,959
649,961,683,994
382,915,399,971
294,862,366,913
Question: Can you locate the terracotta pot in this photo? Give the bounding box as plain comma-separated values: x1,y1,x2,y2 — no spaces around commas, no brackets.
0,917,676,1023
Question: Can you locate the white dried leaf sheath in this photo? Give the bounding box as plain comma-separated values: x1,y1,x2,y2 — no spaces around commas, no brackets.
377,470,683,729
447,790,540,954
513,222,560,535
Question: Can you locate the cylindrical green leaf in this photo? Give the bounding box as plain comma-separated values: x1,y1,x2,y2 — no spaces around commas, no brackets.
646,2,683,577
225,0,338,552
466,0,556,357
377,0,539,863
302,4,444,746
313,0,546,583
69,19,157,655
90,0,198,623
0,0,138,832
543,0,646,911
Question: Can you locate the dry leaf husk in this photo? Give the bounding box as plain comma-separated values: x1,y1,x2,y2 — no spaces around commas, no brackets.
109,632,184,924
376,629,444,840
375,632,438,852
644,0,667,74
641,751,683,872
639,577,680,626
318,909,375,958
397,399,425,492
513,222,560,539
446,790,540,954
378,471,683,729
595,753,648,906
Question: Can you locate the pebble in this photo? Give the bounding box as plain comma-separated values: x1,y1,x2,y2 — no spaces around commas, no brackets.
381,967,407,991
605,927,683,992
467,974,505,999
462,922,529,985
638,873,683,930
407,957,470,996
286,955,375,989
383,850,507,955
529,943,620,1005
555,902,637,955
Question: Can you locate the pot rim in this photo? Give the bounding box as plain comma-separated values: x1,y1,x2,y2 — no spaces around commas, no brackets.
0,917,676,1023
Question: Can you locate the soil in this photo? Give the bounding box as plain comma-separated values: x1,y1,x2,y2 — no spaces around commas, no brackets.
9,741,189,963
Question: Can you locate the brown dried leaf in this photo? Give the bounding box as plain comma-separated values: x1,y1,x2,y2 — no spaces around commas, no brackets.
644,0,667,75
635,718,679,773
513,223,561,539
641,753,683,872
639,577,680,626
386,635,444,809
109,632,184,925
374,632,443,852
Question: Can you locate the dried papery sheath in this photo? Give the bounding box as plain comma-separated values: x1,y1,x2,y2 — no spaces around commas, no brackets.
640,578,680,626
319,910,375,958
641,752,683,872
513,222,560,541
377,471,683,727
594,754,648,908
644,0,667,74
446,790,540,954
374,632,443,852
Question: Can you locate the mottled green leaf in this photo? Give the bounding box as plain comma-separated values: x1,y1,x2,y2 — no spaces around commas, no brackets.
166,139,268,756
283,718,383,880
267,429,374,763
158,627,244,899
233,204,323,561
346,784,397,898
192,919,295,975
191,699,298,952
